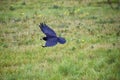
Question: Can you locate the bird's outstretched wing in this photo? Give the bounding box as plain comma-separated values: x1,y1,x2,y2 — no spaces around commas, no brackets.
45,37,58,47
39,23,56,37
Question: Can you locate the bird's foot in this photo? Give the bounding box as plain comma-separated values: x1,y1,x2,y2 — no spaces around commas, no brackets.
42,45,46,47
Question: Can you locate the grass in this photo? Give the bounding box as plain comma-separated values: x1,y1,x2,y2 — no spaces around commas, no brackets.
0,0,120,80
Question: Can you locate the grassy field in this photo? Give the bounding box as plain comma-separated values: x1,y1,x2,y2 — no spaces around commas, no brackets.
0,0,120,80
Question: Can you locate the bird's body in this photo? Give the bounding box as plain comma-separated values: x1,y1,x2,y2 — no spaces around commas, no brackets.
39,23,66,47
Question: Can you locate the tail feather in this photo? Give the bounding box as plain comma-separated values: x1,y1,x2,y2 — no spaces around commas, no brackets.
57,37,66,44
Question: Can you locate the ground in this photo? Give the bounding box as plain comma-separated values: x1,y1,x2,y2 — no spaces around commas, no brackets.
0,0,120,80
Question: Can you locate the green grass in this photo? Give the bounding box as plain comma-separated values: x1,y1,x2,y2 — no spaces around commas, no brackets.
0,0,120,80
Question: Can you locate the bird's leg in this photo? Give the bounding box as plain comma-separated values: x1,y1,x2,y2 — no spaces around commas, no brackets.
42,45,46,47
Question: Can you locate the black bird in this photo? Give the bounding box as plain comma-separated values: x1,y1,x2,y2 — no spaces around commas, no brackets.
39,23,66,47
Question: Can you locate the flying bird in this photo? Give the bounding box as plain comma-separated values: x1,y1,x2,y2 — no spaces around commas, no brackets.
39,23,66,47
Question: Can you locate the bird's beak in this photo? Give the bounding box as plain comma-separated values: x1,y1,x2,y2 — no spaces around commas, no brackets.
40,38,42,40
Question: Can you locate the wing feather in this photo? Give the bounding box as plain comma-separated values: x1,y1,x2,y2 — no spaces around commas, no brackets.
39,23,56,37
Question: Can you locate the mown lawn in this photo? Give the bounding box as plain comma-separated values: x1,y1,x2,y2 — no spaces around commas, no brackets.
0,0,120,80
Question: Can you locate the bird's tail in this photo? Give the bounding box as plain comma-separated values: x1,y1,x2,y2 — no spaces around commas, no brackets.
57,37,66,44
